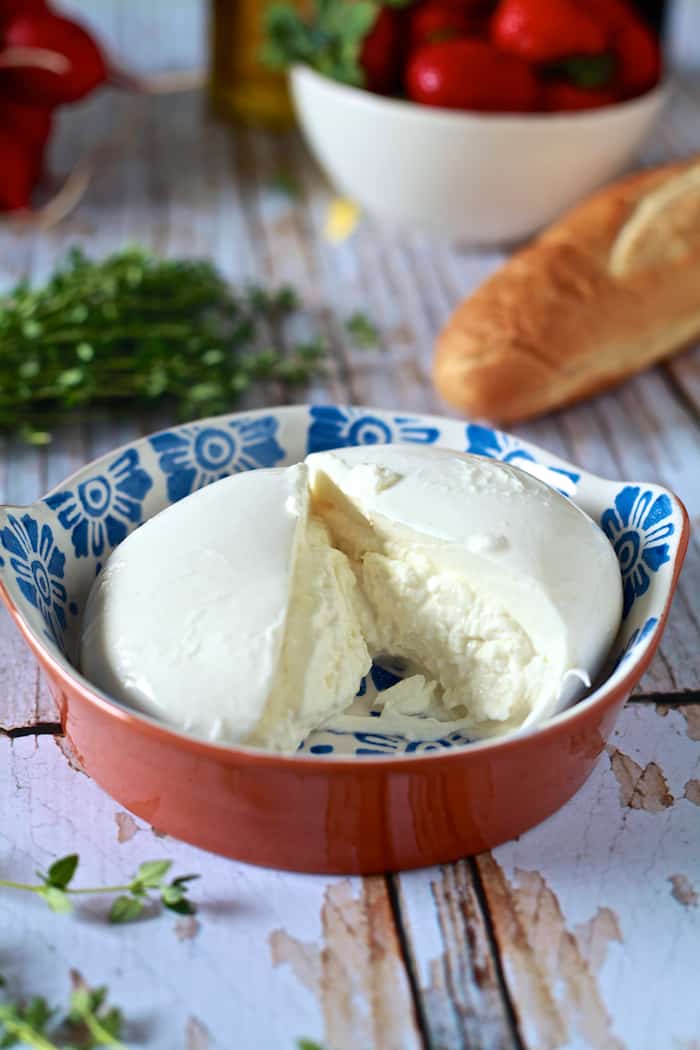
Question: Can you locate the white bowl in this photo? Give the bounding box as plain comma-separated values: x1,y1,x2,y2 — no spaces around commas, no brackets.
290,65,668,244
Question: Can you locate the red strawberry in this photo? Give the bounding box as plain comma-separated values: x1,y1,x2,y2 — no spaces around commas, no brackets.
490,0,609,63
0,127,36,210
582,0,661,95
545,82,619,111
583,0,641,34
0,12,107,105
613,18,661,94
361,7,403,94
408,1,478,51
406,38,539,111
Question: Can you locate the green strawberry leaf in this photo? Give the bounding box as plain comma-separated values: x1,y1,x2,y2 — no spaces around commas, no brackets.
551,53,616,89
264,0,379,86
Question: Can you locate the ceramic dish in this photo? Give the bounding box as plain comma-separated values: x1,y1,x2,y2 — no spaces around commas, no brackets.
0,405,688,873
291,65,668,244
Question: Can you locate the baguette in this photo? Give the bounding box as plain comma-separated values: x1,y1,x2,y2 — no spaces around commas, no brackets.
433,154,700,423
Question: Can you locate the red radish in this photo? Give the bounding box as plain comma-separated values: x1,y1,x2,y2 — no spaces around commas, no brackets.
408,1,479,51
0,0,47,22
0,98,53,181
545,82,620,110
406,38,539,111
360,7,402,94
613,18,661,95
0,127,36,209
0,11,106,104
0,99,52,146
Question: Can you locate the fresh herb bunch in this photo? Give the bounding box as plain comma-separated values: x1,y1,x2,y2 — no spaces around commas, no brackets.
0,247,327,443
264,0,377,86
0,855,198,923
345,311,380,348
0,973,124,1050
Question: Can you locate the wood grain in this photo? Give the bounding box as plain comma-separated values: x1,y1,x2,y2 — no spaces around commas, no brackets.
0,733,422,1050
1,3,700,1047
396,703,700,1050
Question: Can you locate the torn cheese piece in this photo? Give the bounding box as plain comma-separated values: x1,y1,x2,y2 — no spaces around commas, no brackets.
306,444,622,737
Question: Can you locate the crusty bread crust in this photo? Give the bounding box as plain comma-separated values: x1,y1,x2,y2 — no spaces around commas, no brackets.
433,155,700,423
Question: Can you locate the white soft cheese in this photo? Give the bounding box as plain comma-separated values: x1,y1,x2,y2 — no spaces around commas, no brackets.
306,445,623,736
80,465,371,751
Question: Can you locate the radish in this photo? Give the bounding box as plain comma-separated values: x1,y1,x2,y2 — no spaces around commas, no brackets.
0,11,106,104
0,127,36,209
0,98,52,146
0,98,53,182
0,0,47,23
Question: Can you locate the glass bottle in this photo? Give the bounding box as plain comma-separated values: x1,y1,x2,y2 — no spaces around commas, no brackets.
209,0,296,127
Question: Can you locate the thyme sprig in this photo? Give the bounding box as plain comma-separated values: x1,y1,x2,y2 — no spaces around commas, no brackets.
0,247,328,443
0,855,198,923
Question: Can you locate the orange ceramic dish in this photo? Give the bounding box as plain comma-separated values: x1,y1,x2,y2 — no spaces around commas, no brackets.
0,406,688,873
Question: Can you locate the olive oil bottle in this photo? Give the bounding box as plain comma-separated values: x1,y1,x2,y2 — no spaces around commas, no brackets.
209,0,297,127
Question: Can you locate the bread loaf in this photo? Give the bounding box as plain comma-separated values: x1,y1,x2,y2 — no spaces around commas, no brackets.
433,154,700,423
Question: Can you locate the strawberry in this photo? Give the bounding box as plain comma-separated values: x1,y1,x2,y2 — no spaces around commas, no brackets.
490,0,609,63
360,7,402,94
545,82,620,111
406,38,539,111
408,1,479,51
582,0,661,95
583,0,642,34
612,18,661,94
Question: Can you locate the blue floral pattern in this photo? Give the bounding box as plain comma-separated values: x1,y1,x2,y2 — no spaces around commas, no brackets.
0,513,67,645
307,406,439,453
150,416,284,503
0,406,682,757
46,449,152,560
298,659,474,754
601,487,674,617
465,424,580,496
614,617,659,671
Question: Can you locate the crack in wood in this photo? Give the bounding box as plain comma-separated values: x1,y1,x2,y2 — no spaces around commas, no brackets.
631,692,700,704
1,721,62,739
386,874,433,1050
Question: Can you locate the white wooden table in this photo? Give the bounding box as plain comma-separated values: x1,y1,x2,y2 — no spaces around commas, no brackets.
1,4,699,1049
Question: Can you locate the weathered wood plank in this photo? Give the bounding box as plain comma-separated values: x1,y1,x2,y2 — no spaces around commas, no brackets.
395,864,518,1050
0,733,423,1050
398,702,700,1050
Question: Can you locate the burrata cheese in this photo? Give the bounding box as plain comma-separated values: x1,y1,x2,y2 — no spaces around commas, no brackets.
80,445,623,750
